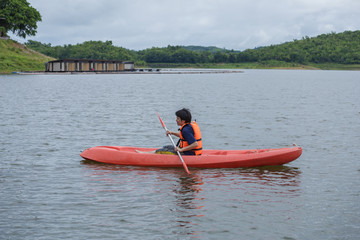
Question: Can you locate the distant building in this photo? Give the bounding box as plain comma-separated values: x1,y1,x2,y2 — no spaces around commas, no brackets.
46,59,135,72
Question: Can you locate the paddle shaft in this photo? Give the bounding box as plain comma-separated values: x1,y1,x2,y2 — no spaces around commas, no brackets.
157,113,190,174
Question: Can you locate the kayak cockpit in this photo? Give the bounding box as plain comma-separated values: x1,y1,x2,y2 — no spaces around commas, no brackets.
206,150,229,155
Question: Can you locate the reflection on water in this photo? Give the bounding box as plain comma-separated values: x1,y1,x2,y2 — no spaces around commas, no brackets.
81,161,301,237
171,174,205,237
173,175,204,208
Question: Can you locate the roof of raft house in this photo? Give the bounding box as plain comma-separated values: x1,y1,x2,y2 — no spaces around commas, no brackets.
47,59,134,63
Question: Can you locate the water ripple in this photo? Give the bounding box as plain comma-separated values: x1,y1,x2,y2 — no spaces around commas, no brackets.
1,71,359,239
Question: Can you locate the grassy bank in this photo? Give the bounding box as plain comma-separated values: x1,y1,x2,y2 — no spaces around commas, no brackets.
309,63,360,70
0,39,55,74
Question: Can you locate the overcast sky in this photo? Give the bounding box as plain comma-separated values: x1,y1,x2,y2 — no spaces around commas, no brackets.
10,0,360,51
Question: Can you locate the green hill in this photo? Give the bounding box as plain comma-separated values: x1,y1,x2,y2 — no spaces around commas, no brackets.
10,30,360,71
0,39,55,73
239,31,360,64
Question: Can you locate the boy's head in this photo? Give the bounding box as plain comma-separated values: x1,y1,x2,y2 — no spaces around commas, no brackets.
176,108,192,123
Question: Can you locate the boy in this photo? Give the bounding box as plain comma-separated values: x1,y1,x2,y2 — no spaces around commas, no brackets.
166,108,202,155
137,108,202,155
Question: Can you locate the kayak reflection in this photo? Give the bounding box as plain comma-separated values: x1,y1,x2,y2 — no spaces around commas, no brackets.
80,161,301,237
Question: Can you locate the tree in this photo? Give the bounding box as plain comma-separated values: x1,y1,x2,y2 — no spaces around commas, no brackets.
0,0,41,38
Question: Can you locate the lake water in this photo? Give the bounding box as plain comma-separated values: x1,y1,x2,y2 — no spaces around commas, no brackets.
0,70,359,240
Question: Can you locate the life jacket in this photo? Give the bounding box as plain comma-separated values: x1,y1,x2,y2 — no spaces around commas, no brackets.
179,121,203,155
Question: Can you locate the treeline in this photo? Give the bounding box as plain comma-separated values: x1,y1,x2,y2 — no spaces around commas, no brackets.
25,40,137,61
240,31,360,64
26,30,360,65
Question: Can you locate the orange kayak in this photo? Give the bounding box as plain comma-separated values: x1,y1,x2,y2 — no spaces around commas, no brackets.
80,146,302,168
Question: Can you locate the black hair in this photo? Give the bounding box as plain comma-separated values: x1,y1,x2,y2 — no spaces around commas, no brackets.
176,108,192,123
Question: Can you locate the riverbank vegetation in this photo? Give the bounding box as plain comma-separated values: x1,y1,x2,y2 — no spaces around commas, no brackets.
1,30,359,73
26,30,360,70
0,39,54,73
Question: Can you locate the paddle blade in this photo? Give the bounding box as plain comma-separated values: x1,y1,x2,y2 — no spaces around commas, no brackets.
157,112,166,129
181,158,191,174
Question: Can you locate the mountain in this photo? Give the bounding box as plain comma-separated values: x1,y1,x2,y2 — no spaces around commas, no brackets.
0,39,55,73
181,45,239,53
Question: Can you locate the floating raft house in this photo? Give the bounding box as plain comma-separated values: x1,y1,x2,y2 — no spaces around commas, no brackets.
46,59,135,72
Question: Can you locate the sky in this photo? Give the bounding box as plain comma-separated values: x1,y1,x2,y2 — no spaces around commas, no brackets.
10,0,360,51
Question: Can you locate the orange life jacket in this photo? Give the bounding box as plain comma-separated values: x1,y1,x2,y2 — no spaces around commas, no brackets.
179,121,203,155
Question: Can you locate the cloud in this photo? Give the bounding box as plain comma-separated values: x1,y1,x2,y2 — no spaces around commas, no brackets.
11,0,360,50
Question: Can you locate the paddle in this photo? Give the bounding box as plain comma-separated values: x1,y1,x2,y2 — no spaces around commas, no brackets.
157,113,190,174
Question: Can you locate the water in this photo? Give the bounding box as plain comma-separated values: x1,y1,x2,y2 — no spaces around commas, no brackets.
0,70,359,239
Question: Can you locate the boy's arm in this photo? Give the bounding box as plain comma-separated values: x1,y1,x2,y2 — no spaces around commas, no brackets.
166,130,180,138
175,141,198,153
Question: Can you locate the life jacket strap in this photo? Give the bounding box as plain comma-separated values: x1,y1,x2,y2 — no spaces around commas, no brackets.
179,138,202,142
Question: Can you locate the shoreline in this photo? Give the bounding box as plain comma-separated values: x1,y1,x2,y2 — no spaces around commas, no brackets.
2,64,360,75
8,69,244,75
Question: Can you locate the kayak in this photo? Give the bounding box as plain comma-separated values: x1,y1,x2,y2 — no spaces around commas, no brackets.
80,146,302,168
